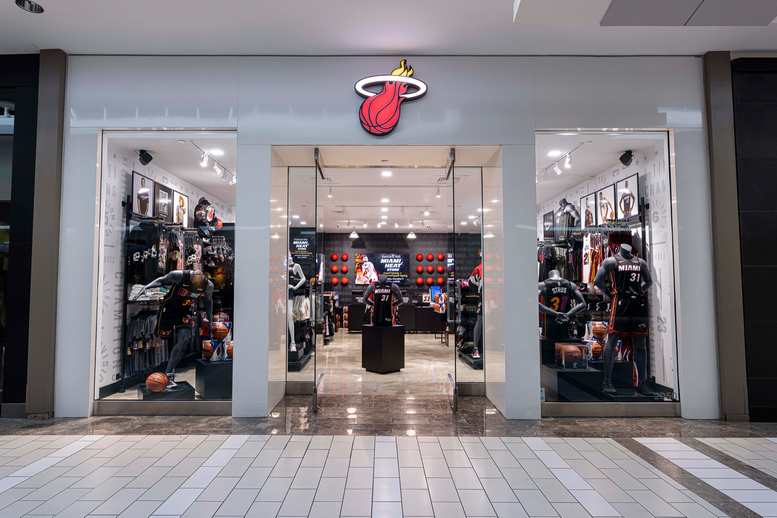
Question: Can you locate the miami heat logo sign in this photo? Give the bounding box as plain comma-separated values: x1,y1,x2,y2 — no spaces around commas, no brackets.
355,59,428,136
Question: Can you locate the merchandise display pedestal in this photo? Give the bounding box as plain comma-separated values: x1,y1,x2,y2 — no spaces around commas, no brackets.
195,359,233,399
458,350,483,370
288,347,312,372
138,380,195,401
362,324,405,374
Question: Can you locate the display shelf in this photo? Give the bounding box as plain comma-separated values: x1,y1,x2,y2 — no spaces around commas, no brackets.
458,350,483,370
288,348,313,372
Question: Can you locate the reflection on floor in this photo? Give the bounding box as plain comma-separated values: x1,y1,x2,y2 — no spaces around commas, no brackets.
288,331,483,395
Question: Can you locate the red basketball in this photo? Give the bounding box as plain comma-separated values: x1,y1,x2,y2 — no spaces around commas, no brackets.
437,252,445,261
331,276,339,285
426,277,434,286
416,277,424,286
341,253,349,262
227,341,234,359
416,253,424,262
426,265,434,274
212,321,229,340
330,253,339,262
202,340,213,359
436,276,445,285
415,265,424,274
426,253,434,262
146,372,168,393
436,265,445,273
341,265,348,273
359,81,405,135
331,265,339,274
341,277,349,285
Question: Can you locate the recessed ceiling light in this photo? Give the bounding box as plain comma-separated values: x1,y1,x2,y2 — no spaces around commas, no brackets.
467,215,476,220
300,221,307,225
381,215,388,220
408,223,414,229
423,210,430,217
381,170,393,177
547,150,563,158
394,222,399,229
270,199,277,203
291,214,300,220
208,148,225,157
460,221,468,226
381,198,390,203
319,223,324,228
490,199,499,204
557,132,578,136
271,233,280,240
15,0,44,13
380,207,389,213
274,207,283,212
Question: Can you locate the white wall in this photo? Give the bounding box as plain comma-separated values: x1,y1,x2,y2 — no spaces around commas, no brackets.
58,55,717,418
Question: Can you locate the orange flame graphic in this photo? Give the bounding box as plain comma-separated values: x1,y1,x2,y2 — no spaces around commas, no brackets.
390,59,414,78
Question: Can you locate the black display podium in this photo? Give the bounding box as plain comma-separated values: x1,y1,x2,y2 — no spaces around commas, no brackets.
139,380,195,401
362,324,405,374
195,359,233,399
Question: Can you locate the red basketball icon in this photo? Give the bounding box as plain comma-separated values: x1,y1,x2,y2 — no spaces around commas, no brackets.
426,253,434,262
331,276,340,285
341,277,349,285
426,265,434,274
437,252,445,261
426,277,434,286
436,276,445,285
341,253,349,262
416,253,424,262
330,253,339,262
341,265,348,273
416,277,424,286
436,265,445,273
331,265,339,274
416,265,424,274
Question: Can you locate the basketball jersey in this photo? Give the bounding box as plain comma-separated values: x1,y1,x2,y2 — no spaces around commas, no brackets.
158,271,201,337
609,255,645,302
540,278,574,314
370,282,401,326
582,234,591,285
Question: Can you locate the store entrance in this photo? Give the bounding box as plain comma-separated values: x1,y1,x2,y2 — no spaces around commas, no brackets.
274,146,497,410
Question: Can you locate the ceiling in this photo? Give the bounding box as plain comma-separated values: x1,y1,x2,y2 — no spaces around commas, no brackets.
108,133,237,204
535,131,666,204
275,145,499,234
3,0,777,55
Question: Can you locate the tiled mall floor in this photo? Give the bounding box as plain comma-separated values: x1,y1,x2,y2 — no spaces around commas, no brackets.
2,432,777,517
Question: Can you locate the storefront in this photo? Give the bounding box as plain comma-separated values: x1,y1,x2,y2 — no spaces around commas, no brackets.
55,55,719,419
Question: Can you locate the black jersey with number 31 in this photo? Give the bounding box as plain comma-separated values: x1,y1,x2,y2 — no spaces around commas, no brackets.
609,255,645,300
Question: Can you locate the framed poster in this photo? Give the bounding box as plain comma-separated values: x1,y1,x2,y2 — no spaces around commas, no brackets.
596,185,616,225
542,211,554,240
154,183,173,223
616,174,639,220
131,171,154,217
173,190,189,227
580,194,596,230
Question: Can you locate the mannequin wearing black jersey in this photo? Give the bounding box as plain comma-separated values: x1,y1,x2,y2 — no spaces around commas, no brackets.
538,270,585,339
364,276,403,326
555,198,581,242
134,270,213,387
288,253,306,353
594,244,652,394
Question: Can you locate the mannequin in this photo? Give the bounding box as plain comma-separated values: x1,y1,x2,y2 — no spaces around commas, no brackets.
468,259,483,359
134,270,213,387
538,270,585,341
287,252,306,353
593,243,652,394
193,197,216,243
364,274,403,326
555,198,580,241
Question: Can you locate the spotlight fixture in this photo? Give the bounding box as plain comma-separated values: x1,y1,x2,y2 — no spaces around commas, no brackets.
380,207,389,213
407,231,417,240
300,221,307,225
200,152,209,168
423,210,430,217
327,187,333,199
491,199,499,204
15,0,44,13
229,176,237,185
381,215,388,220
213,164,223,176
564,154,572,169
381,170,393,177
553,163,563,176
349,230,359,239
381,198,390,203
207,148,224,157
394,222,399,229
619,150,633,166
547,149,563,158
363,223,367,229
138,150,153,166
435,187,441,199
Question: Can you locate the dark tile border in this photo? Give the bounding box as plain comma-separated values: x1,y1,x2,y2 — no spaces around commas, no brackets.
615,438,760,518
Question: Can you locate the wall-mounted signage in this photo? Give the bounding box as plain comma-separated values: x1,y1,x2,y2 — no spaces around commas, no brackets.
355,59,427,136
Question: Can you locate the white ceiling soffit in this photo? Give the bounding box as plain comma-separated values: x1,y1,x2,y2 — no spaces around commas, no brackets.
272,146,501,169
5,0,777,55
515,0,777,27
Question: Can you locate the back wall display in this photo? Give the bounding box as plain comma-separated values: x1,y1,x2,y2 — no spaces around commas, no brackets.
616,173,639,219
355,253,409,285
173,190,189,226
289,227,317,277
154,183,173,222
595,185,616,225
132,171,154,217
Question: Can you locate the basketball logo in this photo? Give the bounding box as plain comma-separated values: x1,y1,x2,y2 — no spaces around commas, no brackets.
355,59,427,136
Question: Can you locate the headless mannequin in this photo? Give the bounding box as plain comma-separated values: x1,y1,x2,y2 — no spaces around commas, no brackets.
364,275,403,326
593,244,652,394
134,270,213,387
288,253,306,353
538,269,586,326
468,259,483,359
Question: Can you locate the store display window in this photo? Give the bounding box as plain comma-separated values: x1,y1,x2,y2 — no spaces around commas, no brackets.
536,131,678,403
94,132,237,401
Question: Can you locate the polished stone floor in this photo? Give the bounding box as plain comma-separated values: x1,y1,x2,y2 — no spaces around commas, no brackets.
288,332,483,395
2,432,777,517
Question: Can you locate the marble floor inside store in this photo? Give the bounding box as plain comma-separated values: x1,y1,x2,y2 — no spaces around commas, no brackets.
289,331,482,396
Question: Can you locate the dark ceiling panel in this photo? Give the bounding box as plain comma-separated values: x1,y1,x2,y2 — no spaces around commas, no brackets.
687,0,777,26
600,0,703,26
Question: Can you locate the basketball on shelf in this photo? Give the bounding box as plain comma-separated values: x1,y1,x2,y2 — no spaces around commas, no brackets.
416,265,424,274
212,321,229,340
227,341,234,359
437,252,445,261
426,253,434,262
436,265,445,273
416,277,424,286
330,253,339,262
331,265,339,273
416,253,424,262
591,341,603,359
202,339,213,359
341,253,349,261
592,322,608,340
146,372,169,392
331,276,339,285
341,265,348,273
426,265,434,274
436,276,445,285
341,277,349,285
426,277,434,286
